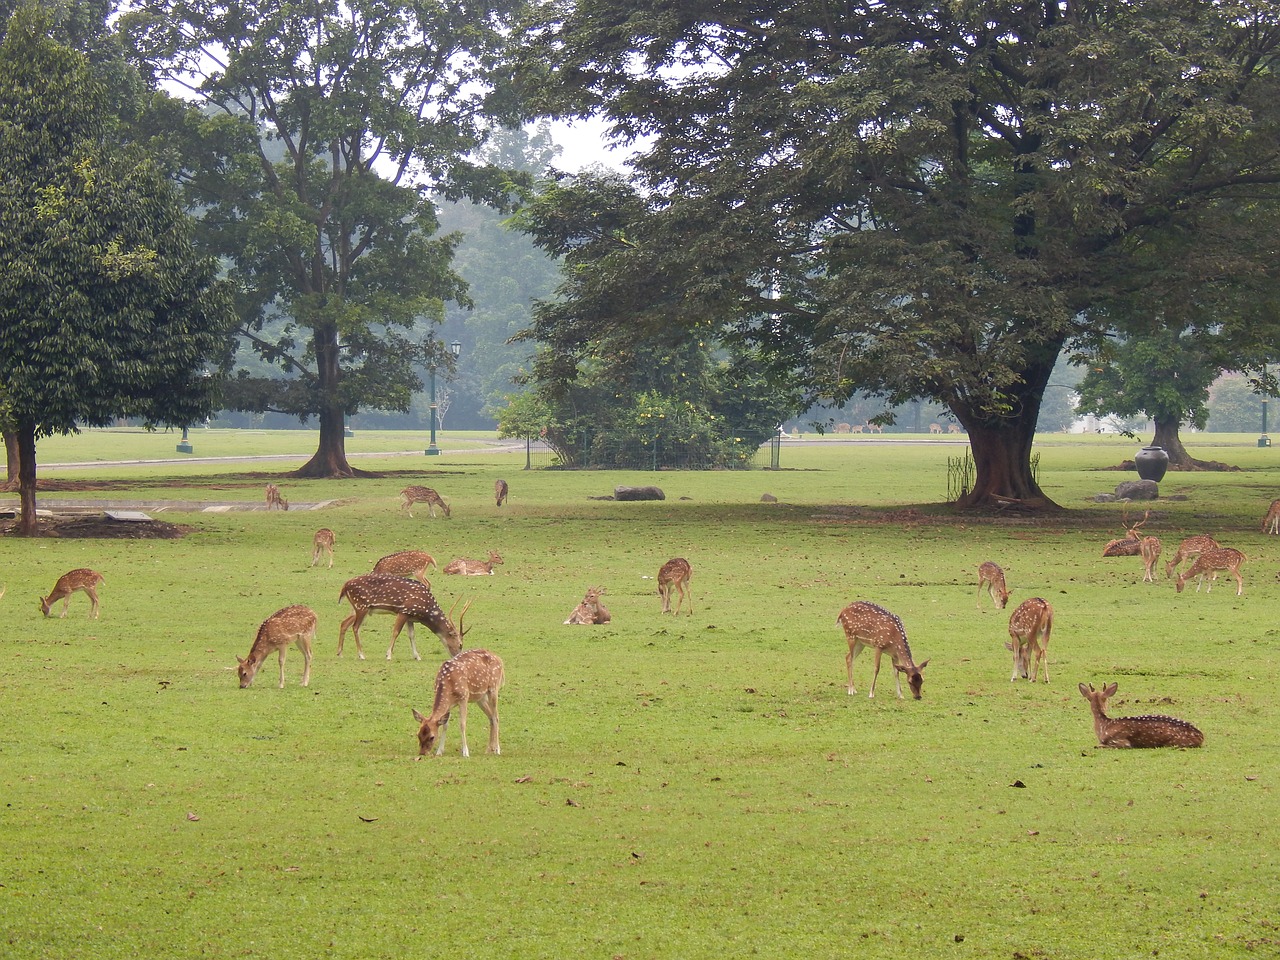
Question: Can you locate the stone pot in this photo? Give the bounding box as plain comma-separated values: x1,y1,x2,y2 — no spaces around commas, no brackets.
1134,445,1170,483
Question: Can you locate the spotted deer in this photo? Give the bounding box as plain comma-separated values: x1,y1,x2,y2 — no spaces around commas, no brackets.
836,600,929,699
658,557,693,615
1164,535,1219,579
399,485,450,518
412,649,505,757
928,423,943,435
976,561,1010,610
947,423,963,434
236,605,316,689
40,568,105,619
265,483,289,511
563,586,611,625
311,528,336,568
1078,683,1204,748
495,478,509,507
1103,509,1151,558
337,573,467,660
443,550,503,576
1139,536,1162,583
1175,547,1245,596
373,549,437,585
1006,598,1052,682
1263,498,1280,534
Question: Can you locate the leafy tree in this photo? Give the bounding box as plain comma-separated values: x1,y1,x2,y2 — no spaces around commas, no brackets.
1206,373,1268,433
0,4,234,534
122,0,525,477
515,1,1280,508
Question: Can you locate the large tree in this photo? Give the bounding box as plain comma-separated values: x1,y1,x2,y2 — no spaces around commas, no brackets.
122,0,525,477
515,1,1280,508
0,4,233,534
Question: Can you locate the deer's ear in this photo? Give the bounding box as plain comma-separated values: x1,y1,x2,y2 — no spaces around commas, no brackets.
1104,682,1118,697
916,660,929,671
236,656,246,666
1078,683,1091,698
1004,642,1014,651
412,709,427,724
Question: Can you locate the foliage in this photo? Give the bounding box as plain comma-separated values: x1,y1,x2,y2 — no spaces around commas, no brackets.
1206,372,1268,433
1075,329,1220,432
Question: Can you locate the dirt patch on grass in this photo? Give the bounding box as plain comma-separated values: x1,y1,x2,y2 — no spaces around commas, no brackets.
0,515,192,539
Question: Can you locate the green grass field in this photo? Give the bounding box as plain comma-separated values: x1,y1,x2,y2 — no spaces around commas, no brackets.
2,429,1278,958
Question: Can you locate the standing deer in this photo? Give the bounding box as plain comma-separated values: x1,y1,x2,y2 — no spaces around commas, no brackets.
1103,509,1151,557
1139,536,1162,583
373,549,437,585
657,557,693,615
337,573,467,660
494,479,509,507
311,528,336,568
1164,535,1220,579
1263,498,1280,534
976,561,1010,610
40,568,105,619
412,649,505,757
443,550,503,575
928,423,943,435
836,601,929,699
399,485,450,518
1078,683,1204,748
947,423,963,434
265,483,289,511
1006,598,1052,682
237,605,316,689
1175,547,1245,596
563,586,611,625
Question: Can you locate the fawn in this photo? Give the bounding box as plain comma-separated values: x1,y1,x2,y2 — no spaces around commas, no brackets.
237,605,316,689
311,528,336,568
836,600,929,699
976,561,1010,610
413,649,505,757
494,479,509,507
1078,683,1204,748
265,483,289,511
337,573,466,660
40,569,105,619
1163,535,1219,579
563,586,611,625
372,549,437,585
1006,598,1052,682
1175,547,1245,596
399,485,450,518
443,550,503,576
657,557,693,615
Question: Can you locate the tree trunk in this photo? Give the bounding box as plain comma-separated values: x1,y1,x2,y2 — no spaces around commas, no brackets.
290,325,371,479
2,429,18,490
1150,417,1207,469
13,421,39,536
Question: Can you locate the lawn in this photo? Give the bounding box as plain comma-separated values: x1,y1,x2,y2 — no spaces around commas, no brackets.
2,429,1278,959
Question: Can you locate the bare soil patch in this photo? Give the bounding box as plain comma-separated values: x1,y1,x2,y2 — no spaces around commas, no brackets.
0,515,192,539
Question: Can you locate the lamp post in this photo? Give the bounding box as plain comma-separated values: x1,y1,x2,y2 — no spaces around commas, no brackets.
1261,363,1271,448
176,425,193,454
425,339,462,456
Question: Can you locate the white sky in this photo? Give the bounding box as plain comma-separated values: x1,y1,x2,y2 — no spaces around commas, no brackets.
545,116,642,172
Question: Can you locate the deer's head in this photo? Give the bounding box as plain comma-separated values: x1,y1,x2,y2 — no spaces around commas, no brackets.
896,660,929,699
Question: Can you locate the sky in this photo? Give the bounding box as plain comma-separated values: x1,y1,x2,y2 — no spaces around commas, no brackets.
545,116,641,172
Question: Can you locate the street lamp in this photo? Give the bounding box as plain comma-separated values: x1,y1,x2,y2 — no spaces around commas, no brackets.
425,339,462,456
1261,363,1271,448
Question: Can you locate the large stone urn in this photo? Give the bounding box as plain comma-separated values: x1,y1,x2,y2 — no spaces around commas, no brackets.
1134,445,1170,483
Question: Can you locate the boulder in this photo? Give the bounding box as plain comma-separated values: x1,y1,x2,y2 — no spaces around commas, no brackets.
1114,479,1159,500
614,485,665,501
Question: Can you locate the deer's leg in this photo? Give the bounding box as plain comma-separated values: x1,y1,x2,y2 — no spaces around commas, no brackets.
684,579,693,615
846,640,862,695
456,699,470,758
337,614,354,657
1233,569,1244,596
478,692,500,754
387,615,404,659
434,710,451,755
406,621,421,661
86,587,100,619
298,633,313,687
276,647,287,688
869,647,883,699
350,611,367,659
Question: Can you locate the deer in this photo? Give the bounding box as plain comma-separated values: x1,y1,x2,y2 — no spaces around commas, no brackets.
657,557,693,615
976,561,1010,610
1164,535,1220,579
39,568,105,619
236,605,316,689
563,586,611,625
836,600,929,699
1078,683,1204,748
1263,498,1280,534
947,423,963,434
372,549,437,585
1139,535,1162,583
336,573,467,660
443,550,503,576
311,528,336,568
412,649,505,757
1103,508,1151,558
494,478,509,507
399,485,450,518
1005,598,1052,682
264,483,289,511
928,423,943,435
1175,547,1245,596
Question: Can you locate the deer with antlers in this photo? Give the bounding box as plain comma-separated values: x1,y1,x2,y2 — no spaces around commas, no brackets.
265,483,289,511
372,549,437,585
495,479,509,507
237,605,316,689
412,649,505,757
1102,508,1152,557
1163,535,1220,579
40,568,105,619
1078,683,1204,748
337,573,467,660
1175,547,1246,596
1006,597,1052,682
563,586,611,625
976,561,1010,610
311,528,336,568
658,557,693,615
443,550,503,576
399,485,450,518
836,601,929,699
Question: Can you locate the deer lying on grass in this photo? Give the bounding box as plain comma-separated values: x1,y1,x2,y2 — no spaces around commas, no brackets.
265,483,289,511
311,528,336,568
237,605,316,689
1006,598,1052,682
1103,508,1150,557
495,478,509,507
836,601,929,699
1175,547,1245,596
40,568,105,619
1078,682,1204,748
563,586,611,625
1263,498,1280,534
337,573,466,660
412,649,505,757
1138,536,1162,583
1164,535,1219,579
373,549,437,585
976,561,1010,610
658,557,693,615
443,550,503,576
399,485,450,518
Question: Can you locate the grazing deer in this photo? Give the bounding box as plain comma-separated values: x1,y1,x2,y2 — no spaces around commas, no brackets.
1078,683,1204,748
412,649,505,757
1164,535,1219,579
866,423,884,434
337,573,466,660
311,528,336,568
563,586,611,625
1263,498,1280,534
1006,598,1052,682
443,550,503,576
1175,547,1245,596
836,600,929,699
976,561,1010,610
237,605,316,689
1138,536,1162,583
495,478,509,507
40,568,105,619
399,485,450,518
928,423,942,435
265,483,289,511
372,549,437,585
658,557,693,615
947,423,963,434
